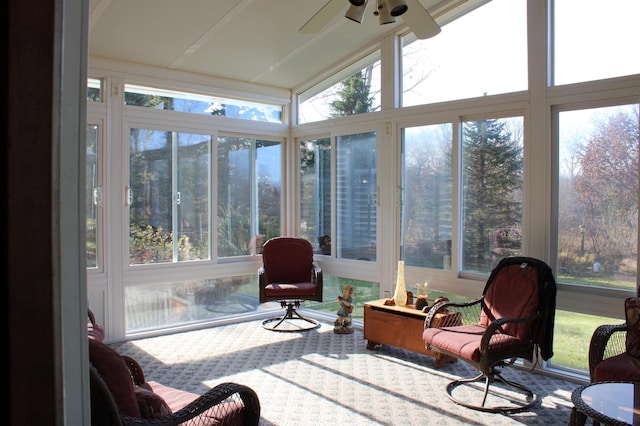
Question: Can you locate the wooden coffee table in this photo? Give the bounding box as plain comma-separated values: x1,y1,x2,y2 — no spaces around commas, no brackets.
363,298,458,369
569,381,640,425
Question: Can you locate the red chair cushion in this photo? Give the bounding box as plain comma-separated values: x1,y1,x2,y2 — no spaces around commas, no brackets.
147,381,245,426
262,237,314,284
88,321,105,342
593,353,640,382
264,282,317,298
88,339,141,417
481,262,539,340
135,385,172,418
422,324,530,362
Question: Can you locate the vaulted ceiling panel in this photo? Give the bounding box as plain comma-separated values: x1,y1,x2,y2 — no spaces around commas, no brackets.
89,0,484,90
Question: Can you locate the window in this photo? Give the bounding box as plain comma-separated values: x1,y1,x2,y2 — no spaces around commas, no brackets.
556,104,638,289
336,132,377,261
461,117,524,273
299,55,381,124
401,124,453,269
125,275,258,331
300,132,377,261
124,84,283,123
300,137,332,255
553,0,640,86
86,123,101,268
217,136,282,257
129,129,211,264
401,0,527,107
87,78,102,102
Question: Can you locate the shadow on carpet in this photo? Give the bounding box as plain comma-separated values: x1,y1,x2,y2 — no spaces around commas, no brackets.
110,320,579,426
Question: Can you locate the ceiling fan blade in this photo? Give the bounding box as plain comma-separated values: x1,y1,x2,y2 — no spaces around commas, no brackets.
402,0,441,39
299,0,346,34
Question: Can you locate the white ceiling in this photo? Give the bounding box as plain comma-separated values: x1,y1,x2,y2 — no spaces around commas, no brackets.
88,0,485,91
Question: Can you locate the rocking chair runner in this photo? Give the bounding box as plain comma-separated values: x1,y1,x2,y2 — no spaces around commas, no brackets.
423,257,557,413
258,237,323,331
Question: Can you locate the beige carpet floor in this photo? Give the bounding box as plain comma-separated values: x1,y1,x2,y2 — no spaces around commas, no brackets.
110,318,580,425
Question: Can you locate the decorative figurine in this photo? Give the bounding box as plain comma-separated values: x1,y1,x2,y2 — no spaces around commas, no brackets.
334,285,354,334
415,281,429,311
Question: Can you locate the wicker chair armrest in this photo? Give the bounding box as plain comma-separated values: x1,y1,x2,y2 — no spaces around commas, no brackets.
424,297,481,329
480,312,540,352
88,308,97,325
122,382,260,426
588,322,628,381
121,355,146,385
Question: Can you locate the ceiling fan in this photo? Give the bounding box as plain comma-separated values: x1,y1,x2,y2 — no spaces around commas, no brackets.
299,0,441,40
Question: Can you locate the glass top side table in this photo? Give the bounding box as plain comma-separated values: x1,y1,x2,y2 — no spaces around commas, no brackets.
569,381,640,426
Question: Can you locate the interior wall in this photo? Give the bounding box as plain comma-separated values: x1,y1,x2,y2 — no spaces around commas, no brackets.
7,0,88,424
8,1,58,423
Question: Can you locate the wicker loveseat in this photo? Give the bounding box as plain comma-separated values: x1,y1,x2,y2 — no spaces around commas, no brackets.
588,297,640,383
88,311,260,425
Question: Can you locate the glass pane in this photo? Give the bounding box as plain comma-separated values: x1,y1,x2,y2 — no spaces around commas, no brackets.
129,129,211,264
217,136,251,257
550,310,624,373
299,60,381,124
124,275,259,332
217,136,281,257
553,0,640,86
124,84,283,123
461,117,524,273
557,105,638,289
87,78,102,102
130,129,173,264
319,275,380,319
256,140,281,248
177,134,211,261
336,132,377,261
402,124,453,269
300,137,332,254
402,0,527,107
86,124,99,268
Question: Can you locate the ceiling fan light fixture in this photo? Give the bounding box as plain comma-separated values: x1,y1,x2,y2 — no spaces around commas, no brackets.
348,0,367,5
375,0,396,25
387,0,408,16
345,1,368,23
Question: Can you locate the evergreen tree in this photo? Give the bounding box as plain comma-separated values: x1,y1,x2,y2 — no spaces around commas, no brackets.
462,119,523,270
124,93,173,109
329,71,373,116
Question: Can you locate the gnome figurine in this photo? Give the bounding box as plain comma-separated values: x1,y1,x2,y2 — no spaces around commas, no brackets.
334,285,354,334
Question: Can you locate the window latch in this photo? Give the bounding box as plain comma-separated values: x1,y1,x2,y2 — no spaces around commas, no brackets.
125,186,133,207
93,186,102,206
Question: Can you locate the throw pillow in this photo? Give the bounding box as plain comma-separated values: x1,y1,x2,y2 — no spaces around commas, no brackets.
135,385,173,419
88,339,141,417
626,297,640,358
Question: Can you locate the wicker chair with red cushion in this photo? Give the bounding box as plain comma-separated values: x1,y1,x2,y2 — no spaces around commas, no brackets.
258,237,323,331
89,339,261,426
87,313,260,426
589,297,640,383
422,257,557,413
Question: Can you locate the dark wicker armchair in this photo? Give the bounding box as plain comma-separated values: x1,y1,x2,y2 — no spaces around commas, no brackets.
423,257,556,413
89,339,260,425
588,297,640,383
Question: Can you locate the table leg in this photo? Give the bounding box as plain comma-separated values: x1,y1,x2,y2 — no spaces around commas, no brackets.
567,407,587,426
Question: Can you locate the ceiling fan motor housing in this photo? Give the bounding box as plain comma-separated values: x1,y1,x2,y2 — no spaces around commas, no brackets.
388,0,409,16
